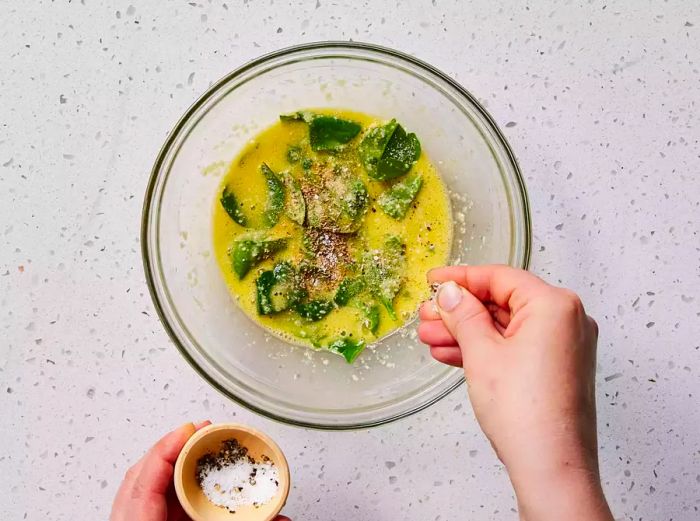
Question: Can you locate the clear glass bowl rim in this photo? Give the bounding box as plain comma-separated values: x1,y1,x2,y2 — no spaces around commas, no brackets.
141,41,532,430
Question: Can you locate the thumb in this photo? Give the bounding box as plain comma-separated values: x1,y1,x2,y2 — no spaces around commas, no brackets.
435,281,500,349
133,423,197,496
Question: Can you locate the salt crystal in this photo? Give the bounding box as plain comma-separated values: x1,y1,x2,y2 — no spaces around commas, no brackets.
200,460,279,512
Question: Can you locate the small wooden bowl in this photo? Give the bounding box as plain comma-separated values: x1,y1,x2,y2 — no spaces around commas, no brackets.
174,423,290,521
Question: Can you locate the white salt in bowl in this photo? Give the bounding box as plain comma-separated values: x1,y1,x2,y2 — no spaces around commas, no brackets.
174,423,290,521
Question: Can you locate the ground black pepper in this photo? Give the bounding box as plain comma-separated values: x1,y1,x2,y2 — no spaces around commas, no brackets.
195,438,255,487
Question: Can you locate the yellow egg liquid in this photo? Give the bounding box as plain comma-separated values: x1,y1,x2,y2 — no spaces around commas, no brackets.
212,109,452,355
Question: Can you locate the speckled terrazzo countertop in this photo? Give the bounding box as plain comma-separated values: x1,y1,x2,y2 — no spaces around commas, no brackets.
1,2,699,520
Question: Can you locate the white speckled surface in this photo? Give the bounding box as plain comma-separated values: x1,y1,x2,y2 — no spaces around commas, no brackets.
1,1,699,520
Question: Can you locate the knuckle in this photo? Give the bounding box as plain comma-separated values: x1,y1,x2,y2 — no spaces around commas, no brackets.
124,465,139,483
558,289,584,314
587,316,599,338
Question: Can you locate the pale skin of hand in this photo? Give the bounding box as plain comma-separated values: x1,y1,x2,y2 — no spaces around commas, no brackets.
418,265,614,521
110,421,290,521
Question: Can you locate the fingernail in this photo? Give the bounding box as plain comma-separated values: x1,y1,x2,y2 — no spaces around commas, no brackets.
436,281,463,312
177,422,196,435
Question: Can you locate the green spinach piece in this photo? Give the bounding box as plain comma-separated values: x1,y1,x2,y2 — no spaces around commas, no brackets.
377,173,423,220
360,302,380,334
294,299,335,322
300,229,316,259
279,171,306,225
279,111,314,123
358,119,398,178
342,178,370,221
334,277,365,306
280,111,361,151
286,145,302,163
230,234,287,279
255,262,304,315
328,337,366,364
376,125,421,179
359,120,421,180
261,163,285,228
362,235,406,320
308,116,362,151
220,187,247,227
220,164,289,229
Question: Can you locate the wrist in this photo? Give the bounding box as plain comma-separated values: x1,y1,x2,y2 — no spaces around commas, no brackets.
509,461,612,521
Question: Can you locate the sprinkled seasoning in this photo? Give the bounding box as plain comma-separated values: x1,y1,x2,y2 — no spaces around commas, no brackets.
429,281,441,313
196,438,279,513
300,228,351,290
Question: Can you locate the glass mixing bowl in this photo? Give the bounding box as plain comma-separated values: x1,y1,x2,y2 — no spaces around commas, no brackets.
142,42,531,429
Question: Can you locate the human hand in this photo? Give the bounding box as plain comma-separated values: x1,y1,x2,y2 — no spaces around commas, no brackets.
110,421,291,521
418,266,613,521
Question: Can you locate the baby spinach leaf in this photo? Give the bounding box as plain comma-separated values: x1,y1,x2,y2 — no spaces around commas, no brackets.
377,173,423,220
358,119,398,178
255,262,305,315
359,302,380,334
300,229,316,259
279,111,314,123
294,299,335,322
257,261,337,321
261,163,285,228
309,116,362,151
327,337,367,364
362,235,406,320
279,171,306,225
230,234,287,279
286,145,302,163
343,178,370,221
222,165,303,230
360,120,421,180
376,125,421,179
220,187,248,227
280,111,361,151
334,277,366,306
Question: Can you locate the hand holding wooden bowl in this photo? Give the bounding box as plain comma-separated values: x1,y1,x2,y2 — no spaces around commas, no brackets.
174,423,290,521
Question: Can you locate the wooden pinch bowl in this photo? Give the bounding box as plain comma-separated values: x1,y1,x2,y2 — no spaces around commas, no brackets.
174,423,290,521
